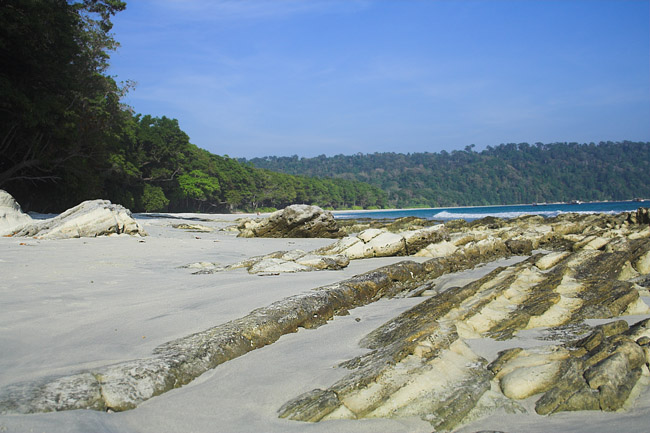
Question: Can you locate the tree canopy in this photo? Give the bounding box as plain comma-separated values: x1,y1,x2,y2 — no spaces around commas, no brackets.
245,141,650,208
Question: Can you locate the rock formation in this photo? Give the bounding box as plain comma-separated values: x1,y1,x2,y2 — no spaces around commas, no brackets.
237,204,343,238
188,224,450,274
0,225,531,414
337,216,440,235
0,190,146,238
1,207,649,432
315,225,450,259
0,190,32,235
277,211,650,430
185,250,350,275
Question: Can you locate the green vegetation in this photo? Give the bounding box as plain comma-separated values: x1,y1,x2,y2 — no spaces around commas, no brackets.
245,141,650,208
0,1,385,212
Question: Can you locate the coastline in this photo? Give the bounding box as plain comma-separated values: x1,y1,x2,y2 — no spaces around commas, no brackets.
332,199,650,220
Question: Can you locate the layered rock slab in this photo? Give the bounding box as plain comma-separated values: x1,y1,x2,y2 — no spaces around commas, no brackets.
278,231,650,430
0,190,145,238
0,233,524,414
237,204,343,238
185,249,350,275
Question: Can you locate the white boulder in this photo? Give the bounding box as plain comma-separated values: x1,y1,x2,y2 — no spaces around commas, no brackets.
0,190,33,236
2,194,146,239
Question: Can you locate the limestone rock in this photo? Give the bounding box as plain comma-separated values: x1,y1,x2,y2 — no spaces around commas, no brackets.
187,250,350,275
415,240,458,258
294,253,350,270
533,319,649,415
278,389,340,422
237,205,343,238
248,258,311,274
316,225,448,259
2,193,146,238
492,347,569,400
0,189,33,236
627,207,650,225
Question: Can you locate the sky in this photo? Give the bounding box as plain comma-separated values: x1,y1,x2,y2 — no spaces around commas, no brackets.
108,0,650,159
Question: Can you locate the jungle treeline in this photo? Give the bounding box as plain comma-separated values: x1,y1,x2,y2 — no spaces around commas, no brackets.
245,141,650,208
0,0,386,213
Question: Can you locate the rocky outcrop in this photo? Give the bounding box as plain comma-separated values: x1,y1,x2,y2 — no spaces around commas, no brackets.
1,191,146,239
337,216,439,235
0,229,525,415
1,208,649,427
277,227,650,430
0,190,32,236
190,224,452,274
315,225,450,259
186,250,350,275
237,205,343,238
628,207,650,225
490,318,650,415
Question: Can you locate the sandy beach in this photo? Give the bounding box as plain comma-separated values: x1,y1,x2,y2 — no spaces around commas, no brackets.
1,212,649,433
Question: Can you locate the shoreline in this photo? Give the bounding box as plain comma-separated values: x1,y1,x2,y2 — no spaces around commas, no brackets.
332,198,650,214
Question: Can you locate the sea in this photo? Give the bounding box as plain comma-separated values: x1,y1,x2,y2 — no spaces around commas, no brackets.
335,200,650,222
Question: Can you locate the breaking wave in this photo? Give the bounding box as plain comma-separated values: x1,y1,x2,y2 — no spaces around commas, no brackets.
432,209,622,221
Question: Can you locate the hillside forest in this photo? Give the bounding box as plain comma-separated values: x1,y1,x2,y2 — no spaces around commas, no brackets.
245,141,650,209
0,0,385,213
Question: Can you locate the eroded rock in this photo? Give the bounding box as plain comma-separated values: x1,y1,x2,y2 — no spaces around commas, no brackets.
2,208,649,429
186,250,350,275
315,225,449,259
237,205,343,238
1,192,146,238
279,227,650,430
0,189,32,235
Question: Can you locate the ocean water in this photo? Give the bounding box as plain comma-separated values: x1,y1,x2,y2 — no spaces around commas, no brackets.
335,200,650,222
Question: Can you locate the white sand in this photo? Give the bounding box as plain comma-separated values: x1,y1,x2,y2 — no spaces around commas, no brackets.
0,213,649,433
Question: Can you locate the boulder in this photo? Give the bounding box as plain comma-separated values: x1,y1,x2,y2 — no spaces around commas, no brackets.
248,258,311,274
0,190,33,236
1,191,146,239
237,205,343,238
627,207,650,225
8,199,146,239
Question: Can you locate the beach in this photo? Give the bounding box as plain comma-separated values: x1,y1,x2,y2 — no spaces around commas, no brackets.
1,211,649,432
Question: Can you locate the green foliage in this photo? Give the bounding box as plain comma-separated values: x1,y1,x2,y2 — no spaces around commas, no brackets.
178,170,220,201
141,184,169,212
0,0,128,210
246,142,650,208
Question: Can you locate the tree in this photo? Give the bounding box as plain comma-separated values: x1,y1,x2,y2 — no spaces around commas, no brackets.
176,170,220,211
0,0,127,210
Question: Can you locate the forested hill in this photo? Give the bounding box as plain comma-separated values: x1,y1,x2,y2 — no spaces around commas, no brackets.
245,141,650,208
0,1,385,213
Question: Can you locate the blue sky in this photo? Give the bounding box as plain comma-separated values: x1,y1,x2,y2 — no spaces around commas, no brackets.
109,0,650,158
